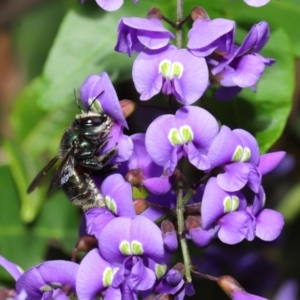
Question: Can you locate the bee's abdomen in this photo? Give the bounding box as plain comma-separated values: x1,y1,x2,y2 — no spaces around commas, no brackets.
61,170,104,211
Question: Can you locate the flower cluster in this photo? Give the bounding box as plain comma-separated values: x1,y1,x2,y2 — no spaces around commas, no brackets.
0,2,284,300
114,7,274,102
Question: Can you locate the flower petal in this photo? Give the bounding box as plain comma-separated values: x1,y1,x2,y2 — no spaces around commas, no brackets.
0,256,23,281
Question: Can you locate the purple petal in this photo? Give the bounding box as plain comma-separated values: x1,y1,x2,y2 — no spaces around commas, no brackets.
144,176,173,195
184,143,210,170
274,280,298,300
99,217,132,263
130,216,165,262
207,125,241,169
145,114,178,169
85,208,115,237
104,286,122,300
218,211,251,244
175,106,219,153
247,164,262,193
258,152,286,175
171,49,209,105
255,209,284,241
188,226,216,248
163,231,178,252
202,177,246,229
80,73,127,128
128,258,156,290
101,174,135,217
217,162,251,192
231,55,266,88
233,129,260,166
76,249,112,300
132,48,167,100
187,18,235,56
243,0,270,6
95,0,123,11
0,256,23,281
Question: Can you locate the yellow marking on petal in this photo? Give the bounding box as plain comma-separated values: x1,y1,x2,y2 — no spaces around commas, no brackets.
179,125,194,143
159,59,172,78
223,195,240,213
241,147,251,162
232,145,243,162
17,266,24,274
231,195,239,211
105,195,117,215
170,62,184,79
102,267,114,287
40,285,52,292
168,128,183,146
51,282,62,288
262,191,266,207
155,264,167,279
119,240,132,255
131,240,144,255
88,98,103,113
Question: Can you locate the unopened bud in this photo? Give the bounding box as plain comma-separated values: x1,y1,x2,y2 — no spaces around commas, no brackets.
217,275,244,298
147,7,163,20
75,235,98,252
125,168,144,187
186,215,201,230
120,99,136,118
161,220,175,234
172,262,185,276
191,6,210,21
133,198,149,214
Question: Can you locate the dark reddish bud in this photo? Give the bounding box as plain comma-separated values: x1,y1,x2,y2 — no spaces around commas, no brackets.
161,220,175,234
147,7,163,20
125,168,144,187
185,215,201,230
120,99,136,118
217,275,244,298
72,235,98,261
0,288,16,299
133,198,149,214
191,6,210,21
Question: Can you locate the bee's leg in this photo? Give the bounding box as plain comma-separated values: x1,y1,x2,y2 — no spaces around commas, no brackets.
78,146,118,170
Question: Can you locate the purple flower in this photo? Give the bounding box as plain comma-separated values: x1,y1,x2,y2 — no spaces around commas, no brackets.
187,17,235,57
0,256,79,300
201,177,251,245
211,21,274,99
145,106,219,174
125,133,175,195
243,0,270,7
208,126,261,193
76,216,167,299
115,17,175,56
80,72,133,163
85,174,135,237
132,45,209,105
246,187,284,242
84,0,136,12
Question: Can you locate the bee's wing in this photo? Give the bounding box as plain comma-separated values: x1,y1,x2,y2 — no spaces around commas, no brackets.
27,156,60,194
47,148,75,195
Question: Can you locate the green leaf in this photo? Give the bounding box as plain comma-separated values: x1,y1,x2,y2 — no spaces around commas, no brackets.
207,28,294,153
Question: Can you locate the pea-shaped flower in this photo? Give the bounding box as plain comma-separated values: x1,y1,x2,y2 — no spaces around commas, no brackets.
133,45,209,105
145,106,219,174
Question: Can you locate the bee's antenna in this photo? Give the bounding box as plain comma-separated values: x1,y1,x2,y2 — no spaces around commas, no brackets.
88,90,105,112
74,89,84,113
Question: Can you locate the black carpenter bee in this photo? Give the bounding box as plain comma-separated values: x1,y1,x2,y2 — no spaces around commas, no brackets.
27,99,118,211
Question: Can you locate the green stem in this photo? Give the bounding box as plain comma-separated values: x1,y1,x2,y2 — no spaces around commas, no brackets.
176,180,192,283
175,0,183,49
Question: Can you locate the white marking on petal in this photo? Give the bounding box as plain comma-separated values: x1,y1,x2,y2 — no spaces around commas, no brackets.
179,125,194,143
168,128,183,146
102,267,114,287
119,240,132,255
159,60,184,80
131,240,144,255
105,195,117,215
232,145,243,162
241,147,251,162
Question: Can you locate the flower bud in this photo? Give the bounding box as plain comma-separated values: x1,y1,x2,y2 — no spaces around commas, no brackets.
191,6,210,21
120,99,136,118
75,235,98,252
161,220,178,252
133,198,149,214
125,168,144,187
147,7,163,20
185,215,201,230
217,275,244,298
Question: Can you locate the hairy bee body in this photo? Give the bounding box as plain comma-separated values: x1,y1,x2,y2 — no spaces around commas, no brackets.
27,111,117,211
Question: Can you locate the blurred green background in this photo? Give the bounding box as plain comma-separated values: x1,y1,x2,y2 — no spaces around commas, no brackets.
0,0,299,298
